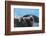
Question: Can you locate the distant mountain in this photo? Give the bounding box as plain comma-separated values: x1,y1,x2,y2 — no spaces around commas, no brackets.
23,14,39,23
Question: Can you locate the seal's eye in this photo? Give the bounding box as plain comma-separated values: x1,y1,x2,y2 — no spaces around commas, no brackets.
30,18,33,21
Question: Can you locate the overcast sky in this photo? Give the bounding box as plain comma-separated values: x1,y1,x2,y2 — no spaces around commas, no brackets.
14,8,39,17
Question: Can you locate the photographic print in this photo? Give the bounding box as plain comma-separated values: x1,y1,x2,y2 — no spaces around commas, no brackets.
14,6,39,27
5,1,45,35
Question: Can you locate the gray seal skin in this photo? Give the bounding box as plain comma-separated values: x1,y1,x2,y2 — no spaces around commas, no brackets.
14,15,39,27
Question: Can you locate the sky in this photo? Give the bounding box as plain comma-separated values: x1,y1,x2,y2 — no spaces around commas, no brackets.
14,8,39,17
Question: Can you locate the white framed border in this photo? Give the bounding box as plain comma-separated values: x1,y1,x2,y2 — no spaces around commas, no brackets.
11,5,42,32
